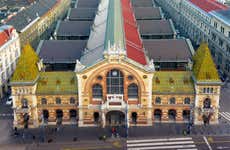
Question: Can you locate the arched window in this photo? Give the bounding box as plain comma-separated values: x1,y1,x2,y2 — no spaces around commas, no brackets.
56,97,61,104
21,99,28,108
155,97,161,104
169,97,176,104
41,98,47,105
70,97,75,104
92,84,103,99
106,69,124,94
184,97,190,104
128,83,138,99
203,98,211,108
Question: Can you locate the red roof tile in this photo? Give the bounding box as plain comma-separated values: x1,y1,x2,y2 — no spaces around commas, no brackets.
189,0,228,12
121,0,147,65
0,26,14,47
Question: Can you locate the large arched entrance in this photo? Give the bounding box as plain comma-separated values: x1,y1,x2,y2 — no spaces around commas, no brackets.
56,109,63,125
154,109,162,121
42,109,49,124
168,109,176,122
106,111,125,126
69,109,77,124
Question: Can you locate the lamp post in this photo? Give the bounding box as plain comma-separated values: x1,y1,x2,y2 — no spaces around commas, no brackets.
125,102,129,138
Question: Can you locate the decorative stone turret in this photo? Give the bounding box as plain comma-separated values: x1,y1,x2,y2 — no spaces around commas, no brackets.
192,43,221,125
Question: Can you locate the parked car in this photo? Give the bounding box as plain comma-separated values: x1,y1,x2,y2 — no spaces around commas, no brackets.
6,96,13,105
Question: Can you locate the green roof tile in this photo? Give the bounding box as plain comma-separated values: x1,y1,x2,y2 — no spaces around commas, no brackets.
153,71,195,94
36,72,78,95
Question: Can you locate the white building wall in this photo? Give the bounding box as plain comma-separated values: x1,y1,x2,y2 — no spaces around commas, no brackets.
0,27,21,98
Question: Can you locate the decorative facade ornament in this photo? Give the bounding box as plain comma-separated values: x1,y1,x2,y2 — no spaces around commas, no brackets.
75,59,85,72
37,59,44,71
145,59,155,72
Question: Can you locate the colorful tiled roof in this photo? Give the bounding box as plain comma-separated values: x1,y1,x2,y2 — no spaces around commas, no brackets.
189,0,228,12
121,0,147,65
153,71,195,94
192,43,220,82
0,25,14,47
36,72,78,95
11,43,39,82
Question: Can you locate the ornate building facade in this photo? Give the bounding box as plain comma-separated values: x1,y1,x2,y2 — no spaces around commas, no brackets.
11,0,221,129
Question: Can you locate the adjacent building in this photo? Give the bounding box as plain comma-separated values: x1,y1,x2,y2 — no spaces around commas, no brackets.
155,0,230,78
5,0,71,48
0,25,20,98
11,0,221,129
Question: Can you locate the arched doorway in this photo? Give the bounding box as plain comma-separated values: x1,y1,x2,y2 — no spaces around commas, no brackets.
131,112,137,124
106,111,125,126
203,98,211,108
42,110,49,124
183,110,190,121
56,109,63,125
154,109,162,121
168,109,176,122
23,113,29,129
93,112,100,124
69,109,77,124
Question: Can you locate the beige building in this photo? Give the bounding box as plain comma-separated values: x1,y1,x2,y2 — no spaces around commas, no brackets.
10,0,221,129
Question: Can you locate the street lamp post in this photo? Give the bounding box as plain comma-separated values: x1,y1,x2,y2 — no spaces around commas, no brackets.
125,102,129,138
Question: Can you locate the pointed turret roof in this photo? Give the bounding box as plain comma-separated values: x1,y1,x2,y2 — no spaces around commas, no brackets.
11,44,39,82
192,42,220,82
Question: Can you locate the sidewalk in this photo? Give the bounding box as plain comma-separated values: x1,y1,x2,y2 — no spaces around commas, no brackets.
10,122,230,145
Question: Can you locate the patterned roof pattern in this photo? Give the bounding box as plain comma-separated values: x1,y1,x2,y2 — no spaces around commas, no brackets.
189,0,228,12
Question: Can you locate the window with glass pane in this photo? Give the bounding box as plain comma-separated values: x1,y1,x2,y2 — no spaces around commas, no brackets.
184,97,190,104
92,84,103,98
169,97,176,104
21,99,28,108
128,83,138,98
56,97,61,104
70,97,75,104
106,69,124,94
41,98,47,105
155,97,161,104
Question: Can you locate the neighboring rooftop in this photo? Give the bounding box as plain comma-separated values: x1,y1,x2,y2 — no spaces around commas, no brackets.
11,44,39,82
6,0,58,32
55,21,92,37
137,20,174,36
131,0,154,7
76,0,99,8
68,8,96,21
37,40,87,64
36,72,78,95
134,7,162,20
192,43,220,82
0,25,14,47
210,9,230,25
189,0,228,12
143,39,192,62
153,71,195,94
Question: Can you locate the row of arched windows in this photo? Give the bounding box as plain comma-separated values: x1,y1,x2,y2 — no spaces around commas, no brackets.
155,97,191,105
41,97,76,105
92,69,138,99
92,83,138,99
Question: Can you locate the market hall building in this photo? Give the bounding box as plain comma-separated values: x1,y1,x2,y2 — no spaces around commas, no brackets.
11,0,221,128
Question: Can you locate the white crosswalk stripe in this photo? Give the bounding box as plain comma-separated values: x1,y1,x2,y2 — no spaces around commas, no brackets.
219,112,230,122
127,137,197,150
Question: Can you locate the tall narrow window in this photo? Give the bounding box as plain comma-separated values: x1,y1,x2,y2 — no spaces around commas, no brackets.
21,99,28,108
106,69,124,94
92,84,103,99
128,83,138,99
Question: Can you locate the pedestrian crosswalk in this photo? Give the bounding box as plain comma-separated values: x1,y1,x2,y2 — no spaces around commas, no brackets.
0,113,13,117
127,137,197,150
219,112,230,122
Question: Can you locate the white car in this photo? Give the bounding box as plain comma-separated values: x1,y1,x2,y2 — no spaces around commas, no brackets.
6,96,13,105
